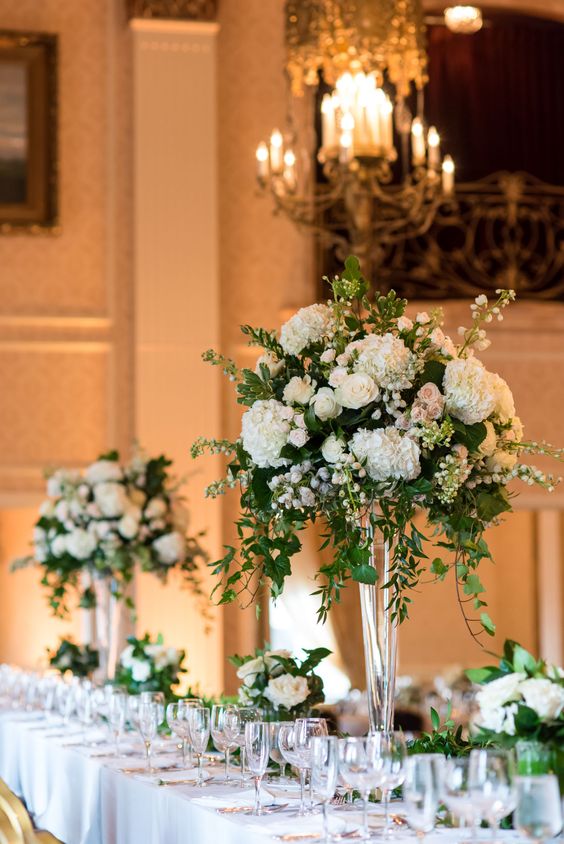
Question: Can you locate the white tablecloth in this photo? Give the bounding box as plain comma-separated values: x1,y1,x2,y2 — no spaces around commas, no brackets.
0,710,524,844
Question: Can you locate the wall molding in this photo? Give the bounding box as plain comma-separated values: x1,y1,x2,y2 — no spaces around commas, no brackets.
127,0,218,21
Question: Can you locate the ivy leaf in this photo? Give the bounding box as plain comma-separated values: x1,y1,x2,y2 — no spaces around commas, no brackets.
451,419,487,452
480,612,496,636
430,557,449,579
351,564,378,585
476,489,512,522
463,574,485,596
466,666,496,684
512,643,539,675
421,360,446,388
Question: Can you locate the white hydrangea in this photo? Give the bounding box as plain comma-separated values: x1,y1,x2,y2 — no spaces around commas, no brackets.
519,678,564,721
152,531,185,564
145,644,171,670
349,333,418,390
279,304,334,356
51,534,67,558
350,427,421,482
264,673,310,709
94,482,129,518
490,373,516,423
66,528,97,561
85,459,123,485
443,357,497,425
241,399,294,468
118,513,140,540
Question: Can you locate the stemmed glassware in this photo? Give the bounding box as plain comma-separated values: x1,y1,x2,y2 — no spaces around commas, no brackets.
76,684,95,744
245,721,270,816
137,700,164,773
108,691,128,757
294,717,329,813
188,706,211,788
233,707,261,787
403,754,442,842
211,704,240,784
378,731,407,838
269,721,290,780
311,736,339,843
443,757,480,841
166,700,196,768
279,722,308,816
469,749,516,841
514,775,563,844
339,735,388,841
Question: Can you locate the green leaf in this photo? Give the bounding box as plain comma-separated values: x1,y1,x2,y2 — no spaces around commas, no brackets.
451,419,487,452
430,558,449,578
463,574,485,596
514,704,540,733
480,612,496,636
421,360,446,388
476,490,512,522
512,643,539,674
351,565,378,585
430,707,440,731
466,667,496,684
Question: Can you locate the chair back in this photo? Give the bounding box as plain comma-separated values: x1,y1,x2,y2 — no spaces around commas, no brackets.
0,781,60,844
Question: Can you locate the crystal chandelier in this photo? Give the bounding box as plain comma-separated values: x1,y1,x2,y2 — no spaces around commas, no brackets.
255,0,463,278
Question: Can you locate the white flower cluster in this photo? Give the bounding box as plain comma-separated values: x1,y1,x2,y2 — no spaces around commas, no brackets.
476,671,564,735
235,649,312,711
120,641,182,684
279,304,334,356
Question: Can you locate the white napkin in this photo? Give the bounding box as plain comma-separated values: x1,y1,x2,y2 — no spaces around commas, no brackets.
190,787,264,809
252,813,355,837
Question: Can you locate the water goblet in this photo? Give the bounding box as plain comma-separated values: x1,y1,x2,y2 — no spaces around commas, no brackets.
269,721,291,780
311,736,339,843
514,775,562,844
378,731,407,838
294,717,328,812
469,749,516,841
188,706,211,787
178,697,202,766
211,703,240,783
245,721,270,816
167,701,191,767
233,706,261,787
109,691,128,757
339,735,387,841
403,754,442,842
443,757,481,841
137,700,163,773
279,722,308,815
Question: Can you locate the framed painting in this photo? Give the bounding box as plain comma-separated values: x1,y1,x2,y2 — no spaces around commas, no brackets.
0,30,58,232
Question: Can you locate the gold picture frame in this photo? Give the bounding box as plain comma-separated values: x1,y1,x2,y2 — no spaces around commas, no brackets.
0,30,58,233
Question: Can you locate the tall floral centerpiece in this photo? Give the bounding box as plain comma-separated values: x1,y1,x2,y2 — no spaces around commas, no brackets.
115,633,187,700
193,257,562,731
230,645,329,719
14,448,208,679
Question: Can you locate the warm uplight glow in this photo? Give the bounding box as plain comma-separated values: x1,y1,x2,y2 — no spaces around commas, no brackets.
320,72,394,158
444,5,483,34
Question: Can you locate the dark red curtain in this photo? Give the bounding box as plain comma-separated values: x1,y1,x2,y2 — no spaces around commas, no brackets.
425,12,564,184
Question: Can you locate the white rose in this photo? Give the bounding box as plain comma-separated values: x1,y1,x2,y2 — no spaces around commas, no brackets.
476,672,526,713
94,482,128,518
66,528,97,561
120,645,135,668
288,428,309,448
144,497,167,520
350,427,421,482
256,351,284,377
279,304,334,356
145,644,169,670
328,366,348,388
263,649,292,676
85,459,123,485
241,399,294,469
518,678,564,721
320,348,336,363
478,421,497,457
264,674,310,709
486,450,517,473
311,387,342,421
443,357,497,425
417,382,444,409
236,656,266,683
166,647,180,666
283,376,315,405
321,434,346,464
490,374,515,423
39,501,55,518
118,513,140,540
130,659,152,683
152,531,185,565
51,535,67,558
334,373,380,409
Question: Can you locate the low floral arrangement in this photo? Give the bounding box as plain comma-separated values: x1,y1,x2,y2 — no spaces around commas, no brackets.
193,256,562,638
229,645,330,718
48,637,99,678
469,639,564,747
13,448,208,616
115,633,187,697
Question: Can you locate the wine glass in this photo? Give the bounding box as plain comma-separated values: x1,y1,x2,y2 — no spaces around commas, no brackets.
179,697,203,766
378,731,407,838
233,707,261,787
108,691,128,757
188,706,211,787
294,717,328,812
245,721,270,816
279,723,309,815
403,754,442,842
167,701,192,768
514,775,563,844
311,736,339,843
443,757,480,841
76,684,95,744
339,735,387,841
269,721,290,780
469,749,516,841
337,738,356,805
137,700,163,773
211,704,240,784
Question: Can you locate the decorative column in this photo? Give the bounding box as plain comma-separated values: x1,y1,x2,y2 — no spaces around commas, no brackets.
129,0,223,693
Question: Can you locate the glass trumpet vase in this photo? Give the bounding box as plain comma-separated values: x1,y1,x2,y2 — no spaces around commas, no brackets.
358,506,398,734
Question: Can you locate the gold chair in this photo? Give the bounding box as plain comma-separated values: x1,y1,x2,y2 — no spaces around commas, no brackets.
0,780,60,844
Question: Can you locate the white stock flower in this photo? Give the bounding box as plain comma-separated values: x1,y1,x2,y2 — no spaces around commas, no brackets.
321,434,346,464
334,373,379,409
236,656,266,683
118,513,140,540
85,460,122,485
311,387,342,421
264,674,310,709
256,351,284,377
130,659,152,683
153,531,185,565
518,678,564,721
490,374,516,423
279,304,334,356
350,427,421,482
144,497,167,520
486,450,517,473
51,535,67,558
478,421,497,456
283,375,315,405
443,357,497,425
66,528,97,560
241,399,294,468
94,482,129,518
349,333,418,390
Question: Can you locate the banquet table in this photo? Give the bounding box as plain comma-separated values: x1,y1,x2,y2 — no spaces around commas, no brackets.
0,709,525,844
